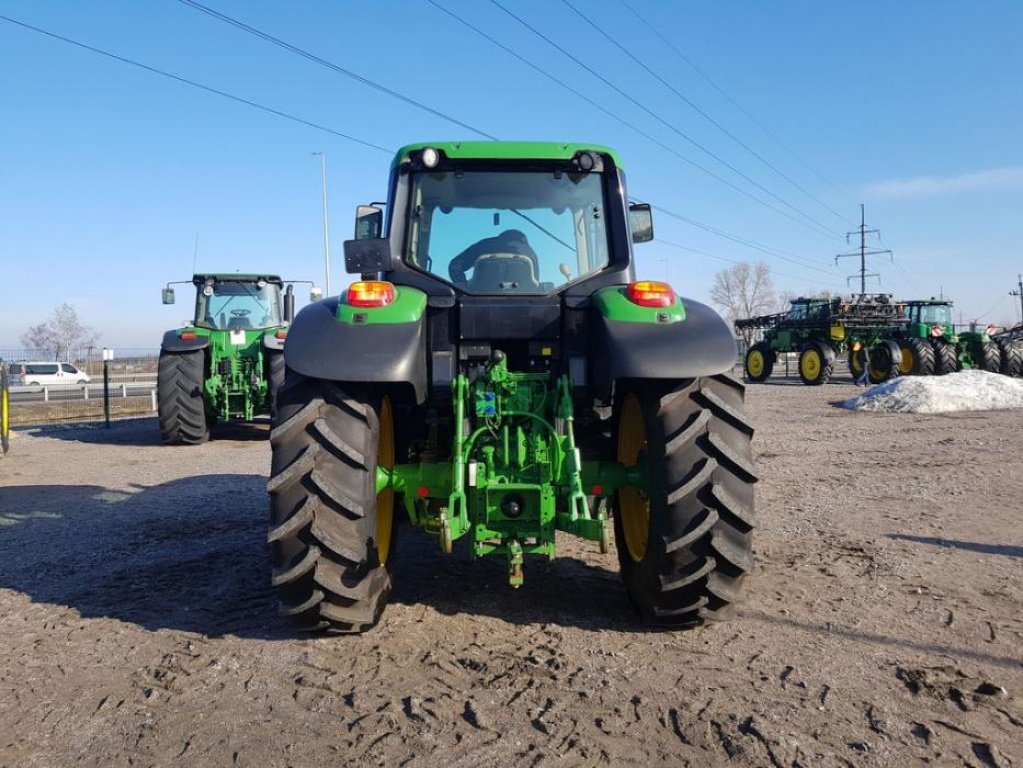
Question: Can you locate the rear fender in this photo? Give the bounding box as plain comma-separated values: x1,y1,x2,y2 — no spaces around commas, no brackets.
591,289,737,400
283,289,428,403
161,330,210,353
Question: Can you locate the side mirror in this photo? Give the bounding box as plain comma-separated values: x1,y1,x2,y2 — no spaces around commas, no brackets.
354,205,383,241
629,203,654,244
162,288,175,304
344,238,393,275
310,286,323,302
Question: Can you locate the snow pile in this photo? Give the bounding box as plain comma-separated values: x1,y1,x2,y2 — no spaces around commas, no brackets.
841,370,1023,414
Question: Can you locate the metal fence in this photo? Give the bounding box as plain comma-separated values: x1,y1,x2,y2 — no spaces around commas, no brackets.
0,348,159,427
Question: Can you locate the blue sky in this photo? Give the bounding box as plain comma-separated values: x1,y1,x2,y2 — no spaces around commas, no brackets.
1,0,1021,348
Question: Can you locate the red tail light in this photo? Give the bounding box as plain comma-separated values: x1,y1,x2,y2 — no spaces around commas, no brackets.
626,280,675,308
275,330,288,339
347,280,395,308
179,330,197,340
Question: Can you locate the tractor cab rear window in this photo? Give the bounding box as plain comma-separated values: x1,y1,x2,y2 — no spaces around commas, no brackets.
405,170,611,294
194,280,282,330
909,304,952,325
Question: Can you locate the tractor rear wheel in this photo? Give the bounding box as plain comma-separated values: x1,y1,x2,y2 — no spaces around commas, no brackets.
798,342,833,385
998,339,1023,377
157,349,209,445
744,343,773,382
975,341,1001,373
932,340,958,375
268,372,396,633
868,340,902,384
265,350,285,424
905,338,935,375
613,375,756,628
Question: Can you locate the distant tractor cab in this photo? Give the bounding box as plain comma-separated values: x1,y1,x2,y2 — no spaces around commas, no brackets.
158,274,320,444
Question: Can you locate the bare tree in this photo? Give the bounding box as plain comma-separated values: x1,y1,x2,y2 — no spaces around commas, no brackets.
710,262,776,346
20,303,98,360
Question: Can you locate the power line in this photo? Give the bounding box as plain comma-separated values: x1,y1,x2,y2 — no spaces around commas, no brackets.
835,204,892,294
617,0,845,197
176,0,499,140
0,14,392,154
559,0,849,227
488,0,845,242
651,204,841,277
656,239,837,287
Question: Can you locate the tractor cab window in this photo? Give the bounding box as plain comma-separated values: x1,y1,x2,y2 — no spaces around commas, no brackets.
787,303,808,321
911,304,952,325
195,280,282,330
405,170,611,293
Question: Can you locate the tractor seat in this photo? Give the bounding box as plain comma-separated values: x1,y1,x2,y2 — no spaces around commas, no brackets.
467,253,539,293
227,317,252,329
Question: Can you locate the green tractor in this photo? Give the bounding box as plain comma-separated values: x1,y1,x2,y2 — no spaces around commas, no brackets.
739,294,905,385
158,274,321,444
889,299,1000,376
268,142,755,633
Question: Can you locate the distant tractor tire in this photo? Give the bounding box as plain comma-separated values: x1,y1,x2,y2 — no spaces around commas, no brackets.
974,341,1001,373
157,349,209,445
997,339,1023,377
932,340,958,375
904,338,935,376
744,343,774,383
798,342,833,386
266,350,285,424
613,375,755,628
868,340,902,384
268,373,396,633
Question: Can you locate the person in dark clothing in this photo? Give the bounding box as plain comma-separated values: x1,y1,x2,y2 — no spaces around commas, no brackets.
853,342,870,386
447,229,539,284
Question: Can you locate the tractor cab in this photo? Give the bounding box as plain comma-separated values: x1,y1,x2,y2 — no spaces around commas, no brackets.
904,300,954,340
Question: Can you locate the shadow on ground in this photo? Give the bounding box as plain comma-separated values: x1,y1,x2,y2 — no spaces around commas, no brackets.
21,417,269,446
0,477,637,637
888,533,1023,560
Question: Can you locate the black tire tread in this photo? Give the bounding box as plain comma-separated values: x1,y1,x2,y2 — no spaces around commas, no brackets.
157,350,208,445
614,375,756,629
997,340,1023,377
268,373,390,633
933,340,958,375
907,338,935,376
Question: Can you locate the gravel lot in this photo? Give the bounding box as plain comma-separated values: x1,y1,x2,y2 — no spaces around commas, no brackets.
1,378,1021,767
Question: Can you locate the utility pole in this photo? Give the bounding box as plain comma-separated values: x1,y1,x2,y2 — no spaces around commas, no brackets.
1011,273,1023,322
312,152,331,295
835,204,892,295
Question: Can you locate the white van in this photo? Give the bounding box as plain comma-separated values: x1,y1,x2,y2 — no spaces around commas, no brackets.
16,362,92,386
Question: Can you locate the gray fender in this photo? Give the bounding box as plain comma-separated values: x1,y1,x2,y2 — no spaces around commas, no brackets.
283,298,427,403
161,330,210,353
593,297,738,399
262,332,286,352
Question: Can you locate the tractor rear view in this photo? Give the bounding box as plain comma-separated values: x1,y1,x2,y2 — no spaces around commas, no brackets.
157,274,320,444
892,300,1001,376
268,142,756,633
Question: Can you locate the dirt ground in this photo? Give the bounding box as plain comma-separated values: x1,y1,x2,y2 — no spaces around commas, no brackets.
1,376,1021,767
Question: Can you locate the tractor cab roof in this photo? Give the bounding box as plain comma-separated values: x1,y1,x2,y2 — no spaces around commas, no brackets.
392,141,624,169
192,273,283,285
905,298,953,307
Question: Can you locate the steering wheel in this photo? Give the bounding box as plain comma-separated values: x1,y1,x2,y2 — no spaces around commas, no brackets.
231,309,251,317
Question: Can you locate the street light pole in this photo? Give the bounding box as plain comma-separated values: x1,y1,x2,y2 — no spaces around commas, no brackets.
312,152,331,295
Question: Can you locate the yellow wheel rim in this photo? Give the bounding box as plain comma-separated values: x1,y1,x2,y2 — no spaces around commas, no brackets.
617,393,649,563
899,347,914,374
376,396,395,565
800,349,821,379
747,350,764,378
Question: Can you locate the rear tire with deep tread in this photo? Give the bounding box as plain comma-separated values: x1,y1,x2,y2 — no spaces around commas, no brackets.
933,340,958,375
744,342,774,383
268,372,392,633
266,350,285,424
975,341,1001,373
907,338,935,375
157,349,209,445
998,339,1023,377
613,374,756,629
798,342,833,386
868,340,902,384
